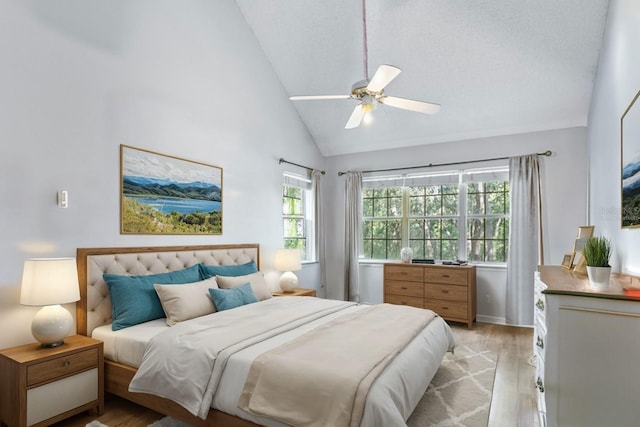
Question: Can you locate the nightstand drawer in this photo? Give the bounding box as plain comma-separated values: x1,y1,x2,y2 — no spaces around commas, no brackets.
384,265,423,282
425,283,467,302
425,268,468,285
425,300,468,319
27,368,98,426
385,280,424,298
384,294,424,308
27,348,98,386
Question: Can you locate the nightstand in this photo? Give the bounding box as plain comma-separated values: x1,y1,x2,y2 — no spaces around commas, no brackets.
272,287,317,297
0,335,104,427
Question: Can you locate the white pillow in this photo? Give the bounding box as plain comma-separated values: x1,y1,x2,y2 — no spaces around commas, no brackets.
216,272,272,301
154,277,219,326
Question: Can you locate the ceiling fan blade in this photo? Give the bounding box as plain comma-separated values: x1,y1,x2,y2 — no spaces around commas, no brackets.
345,104,365,129
289,95,351,101
380,96,441,114
366,65,401,92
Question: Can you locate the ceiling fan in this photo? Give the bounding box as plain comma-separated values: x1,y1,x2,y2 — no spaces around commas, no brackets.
289,0,441,129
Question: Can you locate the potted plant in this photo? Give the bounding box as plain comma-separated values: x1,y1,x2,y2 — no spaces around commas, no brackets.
582,236,612,289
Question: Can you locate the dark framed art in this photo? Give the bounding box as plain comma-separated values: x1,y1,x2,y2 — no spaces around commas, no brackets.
120,145,223,235
621,89,640,228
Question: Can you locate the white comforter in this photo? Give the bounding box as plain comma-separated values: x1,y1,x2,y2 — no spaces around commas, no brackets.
128,297,455,427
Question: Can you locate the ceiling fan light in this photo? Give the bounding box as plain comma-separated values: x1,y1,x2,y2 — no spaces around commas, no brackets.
361,102,376,113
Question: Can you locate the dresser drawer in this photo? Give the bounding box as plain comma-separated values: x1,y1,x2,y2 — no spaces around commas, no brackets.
384,265,423,282
385,280,424,298
425,283,467,302
424,300,468,319
384,294,424,308
27,348,98,386
425,268,469,285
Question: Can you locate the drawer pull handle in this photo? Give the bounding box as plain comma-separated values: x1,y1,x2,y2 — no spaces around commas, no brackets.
441,290,449,294
536,377,545,393
442,306,448,310
400,272,408,275
442,274,450,278
400,287,408,290
536,336,544,349
63,360,71,367
536,299,545,311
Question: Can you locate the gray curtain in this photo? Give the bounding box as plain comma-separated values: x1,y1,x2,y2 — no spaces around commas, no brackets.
344,171,362,302
506,154,543,326
312,170,326,295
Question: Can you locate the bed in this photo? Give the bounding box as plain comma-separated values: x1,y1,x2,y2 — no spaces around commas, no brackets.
76,244,455,427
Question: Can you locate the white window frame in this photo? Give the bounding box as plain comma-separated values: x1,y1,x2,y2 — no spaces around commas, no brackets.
282,172,315,262
361,166,509,263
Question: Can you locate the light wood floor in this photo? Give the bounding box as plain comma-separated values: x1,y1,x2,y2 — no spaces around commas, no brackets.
53,322,539,427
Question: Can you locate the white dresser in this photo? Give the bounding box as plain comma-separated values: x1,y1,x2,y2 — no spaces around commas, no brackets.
534,266,640,427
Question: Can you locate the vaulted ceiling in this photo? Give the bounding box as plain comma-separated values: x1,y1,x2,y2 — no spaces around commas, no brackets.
234,0,610,156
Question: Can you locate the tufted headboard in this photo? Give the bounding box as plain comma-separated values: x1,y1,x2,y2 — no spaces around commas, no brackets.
76,244,260,337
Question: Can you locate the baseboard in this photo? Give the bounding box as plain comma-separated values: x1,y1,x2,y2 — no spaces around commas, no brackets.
476,314,506,325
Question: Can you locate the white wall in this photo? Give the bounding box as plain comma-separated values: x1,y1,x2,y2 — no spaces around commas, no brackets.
323,127,589,323
0,0,324,348
588,0,640,275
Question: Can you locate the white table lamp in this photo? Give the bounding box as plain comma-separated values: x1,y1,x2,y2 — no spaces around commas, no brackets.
274,249,302,292
20,258,80,347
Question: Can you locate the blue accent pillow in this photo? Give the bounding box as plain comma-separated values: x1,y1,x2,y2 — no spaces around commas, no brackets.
199,261,258,279
104,264,201,330
208,283,258,311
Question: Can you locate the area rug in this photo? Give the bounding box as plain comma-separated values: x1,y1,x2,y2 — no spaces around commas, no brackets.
407,344,498,427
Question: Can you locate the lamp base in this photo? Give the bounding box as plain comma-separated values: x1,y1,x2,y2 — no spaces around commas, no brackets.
31,304,73,348
279,271,299,293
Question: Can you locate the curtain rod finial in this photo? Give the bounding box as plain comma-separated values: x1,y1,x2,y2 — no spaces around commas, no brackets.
544,150,552,156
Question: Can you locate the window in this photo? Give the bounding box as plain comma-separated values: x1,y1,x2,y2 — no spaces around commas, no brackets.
282,172,314,261
361,168,509,263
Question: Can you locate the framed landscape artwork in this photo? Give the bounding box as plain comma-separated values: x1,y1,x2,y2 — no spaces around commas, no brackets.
621,89,640,228
120,145,223,234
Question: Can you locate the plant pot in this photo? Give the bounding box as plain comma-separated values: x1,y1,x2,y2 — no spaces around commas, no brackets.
586,266,611,289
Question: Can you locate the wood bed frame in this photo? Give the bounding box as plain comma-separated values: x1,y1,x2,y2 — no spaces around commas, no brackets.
76,244,261,427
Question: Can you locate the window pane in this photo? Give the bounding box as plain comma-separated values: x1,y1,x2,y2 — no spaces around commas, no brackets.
486,218,506,239
467,240,485,262
442,219,459,239
441,240,458,260
467,218,485,239
409,219,424,239
425,240,440,259
409,195,425,216
282,182,312,262
442,194,458,216
425,195,441,215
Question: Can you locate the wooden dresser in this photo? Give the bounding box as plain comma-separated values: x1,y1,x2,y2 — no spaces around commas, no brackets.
383,262,476,328
535,266,640,427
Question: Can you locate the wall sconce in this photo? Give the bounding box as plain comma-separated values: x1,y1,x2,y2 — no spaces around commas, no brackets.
20,258,80,347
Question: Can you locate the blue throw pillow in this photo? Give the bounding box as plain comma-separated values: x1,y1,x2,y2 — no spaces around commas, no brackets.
199,261,258,279
104,264,201,330
208,282,258,311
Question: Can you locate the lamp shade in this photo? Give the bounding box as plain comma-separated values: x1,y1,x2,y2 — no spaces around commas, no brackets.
20,258,80,306
274,249,301,272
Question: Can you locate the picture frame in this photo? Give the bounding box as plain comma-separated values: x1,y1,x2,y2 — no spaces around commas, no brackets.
571,225,594,275
561,252,575,269
120,145,223,235
621,89,640,228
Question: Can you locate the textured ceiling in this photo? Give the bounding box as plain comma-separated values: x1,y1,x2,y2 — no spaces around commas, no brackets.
234,0,610,156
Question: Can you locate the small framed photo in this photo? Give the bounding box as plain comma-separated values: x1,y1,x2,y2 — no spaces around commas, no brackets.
561,252,575,269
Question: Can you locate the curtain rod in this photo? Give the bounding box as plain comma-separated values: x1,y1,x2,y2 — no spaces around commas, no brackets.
279,158,326,175
337,150,552,176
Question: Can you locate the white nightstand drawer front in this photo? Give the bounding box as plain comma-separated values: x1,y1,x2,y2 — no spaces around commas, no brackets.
27,368,98,426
